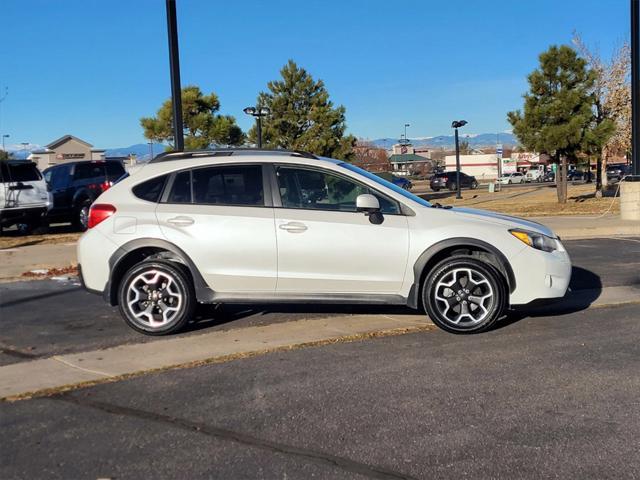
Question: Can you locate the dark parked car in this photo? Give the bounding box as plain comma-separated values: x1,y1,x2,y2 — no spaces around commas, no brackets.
375,172,413,190
606,164,631,182
543,171,556,182
430,171,478,192
43,160,126,230
567,170,588,182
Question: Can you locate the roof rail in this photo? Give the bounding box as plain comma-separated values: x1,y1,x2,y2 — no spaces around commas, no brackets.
149,148,319,164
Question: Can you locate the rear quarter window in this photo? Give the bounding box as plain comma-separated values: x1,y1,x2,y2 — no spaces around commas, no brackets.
106,162,126,181
132,175,168,203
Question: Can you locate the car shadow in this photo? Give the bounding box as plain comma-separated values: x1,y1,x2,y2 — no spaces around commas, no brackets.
183,303,420,333
497,266,603,330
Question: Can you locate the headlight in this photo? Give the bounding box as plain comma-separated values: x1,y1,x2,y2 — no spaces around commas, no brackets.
510,229,559,252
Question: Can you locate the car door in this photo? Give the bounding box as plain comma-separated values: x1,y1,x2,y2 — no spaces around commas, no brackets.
155,164,277,293
273,164,409,294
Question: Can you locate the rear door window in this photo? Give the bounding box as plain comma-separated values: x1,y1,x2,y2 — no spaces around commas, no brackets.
167,170,192,203
192,165,263,206
73,162,105,182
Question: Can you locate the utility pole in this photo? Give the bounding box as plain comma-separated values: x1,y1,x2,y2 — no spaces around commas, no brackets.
166,0,184,152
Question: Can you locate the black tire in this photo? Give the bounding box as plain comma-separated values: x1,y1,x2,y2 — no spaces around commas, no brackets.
118,260,195,335
449,182,457,191
508,179,512,184
432,187,440,192
471,181,478,190
74,199,91,232
422,256,507,334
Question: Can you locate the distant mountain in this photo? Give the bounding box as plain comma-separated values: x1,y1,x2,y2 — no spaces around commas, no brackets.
105,143,168,161
370,132,518,149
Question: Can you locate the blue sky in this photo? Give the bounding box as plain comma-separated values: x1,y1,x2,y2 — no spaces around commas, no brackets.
0,0,631,149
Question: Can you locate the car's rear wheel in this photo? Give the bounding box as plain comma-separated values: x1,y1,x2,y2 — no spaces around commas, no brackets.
432,187,440,192
471,180,478,189
74,199,91,231
118,260,195,335
422,256,506,334
449,182,457,191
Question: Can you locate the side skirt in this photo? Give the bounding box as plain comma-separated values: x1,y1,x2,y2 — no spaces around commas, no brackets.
197,290,409,306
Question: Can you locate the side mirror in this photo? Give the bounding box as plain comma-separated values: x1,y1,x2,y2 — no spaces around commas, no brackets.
356,194,384,225
356,193,380,212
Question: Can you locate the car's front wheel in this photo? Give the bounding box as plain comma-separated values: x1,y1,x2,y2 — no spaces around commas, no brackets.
470,180,478,189
423,256,506,334
118,260,195,335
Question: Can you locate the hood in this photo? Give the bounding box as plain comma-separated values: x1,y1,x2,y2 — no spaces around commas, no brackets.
451,207,556,238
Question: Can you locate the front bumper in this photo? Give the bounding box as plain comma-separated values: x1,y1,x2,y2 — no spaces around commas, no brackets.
509,244,572,305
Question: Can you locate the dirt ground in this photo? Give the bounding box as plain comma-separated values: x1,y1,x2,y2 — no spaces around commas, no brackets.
0,226,81,250
420,183,620,217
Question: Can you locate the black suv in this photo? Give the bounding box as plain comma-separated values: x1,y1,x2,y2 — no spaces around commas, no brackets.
606,164,631,182
430,171,478,191
43,160,126,230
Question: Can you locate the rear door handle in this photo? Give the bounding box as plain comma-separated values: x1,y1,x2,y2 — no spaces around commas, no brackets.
167,216,194,227
278,221,308,233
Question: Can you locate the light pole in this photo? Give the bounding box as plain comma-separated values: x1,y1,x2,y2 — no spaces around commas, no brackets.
166,0,184,152
2,134,9,152
21,142,29,160
452,120,468,200
243,106,271,148
404,123,410,144
148,142,154,160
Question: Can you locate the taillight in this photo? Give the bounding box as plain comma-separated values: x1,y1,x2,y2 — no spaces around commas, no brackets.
88,204,116,229
101,181,112,191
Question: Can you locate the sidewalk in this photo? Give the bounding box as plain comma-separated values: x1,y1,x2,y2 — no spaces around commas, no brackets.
530,214,640,239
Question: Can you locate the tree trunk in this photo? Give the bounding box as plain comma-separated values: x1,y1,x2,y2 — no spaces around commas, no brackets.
595,153,603,198
601,145,609,190
556,154,568,204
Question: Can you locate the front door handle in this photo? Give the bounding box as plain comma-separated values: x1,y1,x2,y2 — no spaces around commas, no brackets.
279,221,308,233
167,216,195,227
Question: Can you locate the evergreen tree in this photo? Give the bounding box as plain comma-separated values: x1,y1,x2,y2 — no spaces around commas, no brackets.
508,45,612,203
141,85,244,150
250,60,356,160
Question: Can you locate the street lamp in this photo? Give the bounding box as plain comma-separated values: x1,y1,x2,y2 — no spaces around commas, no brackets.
243,106,271,148
21,142,29,160
147,142,154,160
2,134,9,152
404,123,410,144
451,120,468,200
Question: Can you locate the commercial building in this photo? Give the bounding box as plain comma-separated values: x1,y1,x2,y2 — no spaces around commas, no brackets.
444,152,548,180
29,135,106,171
388,143,435,176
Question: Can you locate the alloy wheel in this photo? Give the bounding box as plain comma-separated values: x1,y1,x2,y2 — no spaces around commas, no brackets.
125,269,183,329
433,267,494,327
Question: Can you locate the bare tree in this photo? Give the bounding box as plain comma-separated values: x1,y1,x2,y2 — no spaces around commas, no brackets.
353,140,390,172
573,33,631,196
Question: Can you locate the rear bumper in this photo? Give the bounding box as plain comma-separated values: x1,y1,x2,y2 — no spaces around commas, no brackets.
0,206,48,226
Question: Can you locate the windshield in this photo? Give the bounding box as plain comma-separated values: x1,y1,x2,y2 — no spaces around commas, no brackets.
338,163,431,207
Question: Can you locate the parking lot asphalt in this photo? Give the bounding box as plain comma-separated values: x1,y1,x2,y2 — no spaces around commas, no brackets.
0,237,638,367
2,302,638,479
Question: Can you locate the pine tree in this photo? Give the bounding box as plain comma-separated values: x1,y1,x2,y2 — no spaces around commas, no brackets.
250,60,356,160
140,85,244,150
508,45,612,203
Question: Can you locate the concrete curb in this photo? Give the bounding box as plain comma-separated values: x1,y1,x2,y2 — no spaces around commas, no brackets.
2,285,639,401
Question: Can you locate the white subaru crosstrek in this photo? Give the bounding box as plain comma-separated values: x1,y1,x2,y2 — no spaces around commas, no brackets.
78,149,571,335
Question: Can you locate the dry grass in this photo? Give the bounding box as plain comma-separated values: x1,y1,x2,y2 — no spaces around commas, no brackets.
422,183,620,217
0,231,81,250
